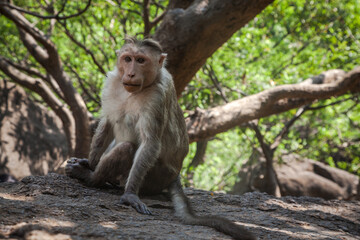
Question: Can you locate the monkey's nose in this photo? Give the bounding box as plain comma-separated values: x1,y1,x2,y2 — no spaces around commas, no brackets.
128,73,135,78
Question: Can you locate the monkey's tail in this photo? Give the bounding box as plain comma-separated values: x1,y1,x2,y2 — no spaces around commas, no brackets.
169,177,257,240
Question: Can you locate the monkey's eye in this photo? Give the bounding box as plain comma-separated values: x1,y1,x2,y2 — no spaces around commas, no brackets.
137,58,145,64
124,56,132,62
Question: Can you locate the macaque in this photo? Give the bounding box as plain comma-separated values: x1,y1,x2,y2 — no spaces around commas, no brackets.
65,37,256,240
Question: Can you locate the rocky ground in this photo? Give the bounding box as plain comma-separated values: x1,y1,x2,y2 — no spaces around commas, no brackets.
0,173,359,240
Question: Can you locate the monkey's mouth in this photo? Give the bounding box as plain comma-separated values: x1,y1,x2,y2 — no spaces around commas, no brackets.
123,83,141,87
123,83,142,93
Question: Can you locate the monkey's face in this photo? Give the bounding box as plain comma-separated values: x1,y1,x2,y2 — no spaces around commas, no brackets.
117,46,162,93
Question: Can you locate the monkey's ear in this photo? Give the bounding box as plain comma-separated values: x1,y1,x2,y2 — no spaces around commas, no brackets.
116,49,121,57
159,53,167,66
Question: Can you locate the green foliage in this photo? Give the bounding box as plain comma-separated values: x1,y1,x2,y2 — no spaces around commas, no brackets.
182,129,255,192
181,0,360,190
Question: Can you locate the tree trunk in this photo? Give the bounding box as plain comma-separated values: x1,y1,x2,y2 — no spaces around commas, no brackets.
155,0,275,96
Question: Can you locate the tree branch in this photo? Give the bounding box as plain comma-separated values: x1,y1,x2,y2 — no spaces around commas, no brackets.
150,9,167,27
0,4,91,157
0,4,54,51
2,58,46,79
58,21,106,74
270,105,309,150
203,64,229,103
248,121,280,196
142,0,151,36
186,67,360,143
65,62,101,107
1,57,65,100
0,0,91,20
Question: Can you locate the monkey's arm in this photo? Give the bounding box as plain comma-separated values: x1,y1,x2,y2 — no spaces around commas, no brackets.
88,118,114,170
120,112,164,214
120,139,161,214
125,139,161,194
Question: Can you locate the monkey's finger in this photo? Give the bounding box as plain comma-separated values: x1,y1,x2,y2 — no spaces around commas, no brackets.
135,203,152,215
67,158,78,164
142,205,152,215
134,205,142,213
78,159,90,168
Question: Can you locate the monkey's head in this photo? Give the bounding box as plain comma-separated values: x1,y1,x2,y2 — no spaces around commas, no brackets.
116,37,167,93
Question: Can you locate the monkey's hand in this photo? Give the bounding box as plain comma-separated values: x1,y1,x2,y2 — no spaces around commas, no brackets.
66,158,91,168
120,192,152,215
65,158,92,182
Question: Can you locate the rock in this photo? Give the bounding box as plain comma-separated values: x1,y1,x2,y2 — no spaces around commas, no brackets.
0,80,68,179
277,155,359,200
0,173,359,239
233,154,359,200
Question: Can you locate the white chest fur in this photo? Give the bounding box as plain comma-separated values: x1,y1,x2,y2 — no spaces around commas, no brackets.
101,73,152,145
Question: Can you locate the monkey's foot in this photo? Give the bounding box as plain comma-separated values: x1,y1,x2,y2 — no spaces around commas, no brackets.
65,158,92,182
120,193,152,215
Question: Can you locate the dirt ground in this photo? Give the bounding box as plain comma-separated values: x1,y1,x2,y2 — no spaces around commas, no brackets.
0,173,359,240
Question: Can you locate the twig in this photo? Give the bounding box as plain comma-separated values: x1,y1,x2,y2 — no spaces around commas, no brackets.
0,0,92,20
65,62,101,107
271,105,309,150
307,96,358,111
59,21,106,74
203,64,229,103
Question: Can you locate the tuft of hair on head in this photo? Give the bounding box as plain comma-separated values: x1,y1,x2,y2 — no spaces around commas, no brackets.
124,36,163,54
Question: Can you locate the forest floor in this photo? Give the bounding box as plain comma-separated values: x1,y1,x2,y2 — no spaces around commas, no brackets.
0,173,359,240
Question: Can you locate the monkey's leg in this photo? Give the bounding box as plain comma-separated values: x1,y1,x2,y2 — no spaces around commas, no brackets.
66,142,135,187
119,142,161,215
92,141,152,214
90,142,135,186
66,118,113,182
88,118,114,170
